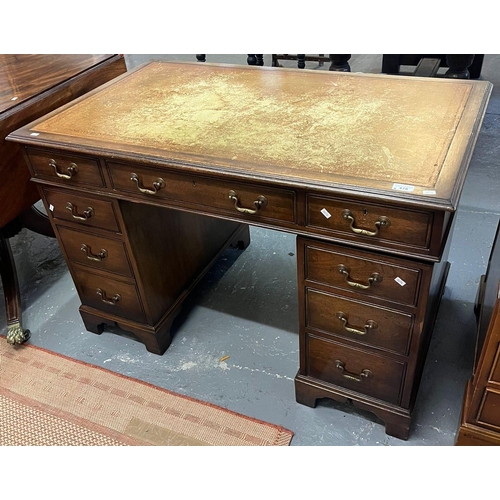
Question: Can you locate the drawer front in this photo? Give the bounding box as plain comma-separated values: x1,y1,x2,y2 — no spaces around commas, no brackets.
477,389,500,429
27,149,105,188
43,188,120,233
307,195,432,250
306,334,406,405
306,288,413,355
107,162,296,224
73,268,145,323
57,226,133,278
304,243,422,307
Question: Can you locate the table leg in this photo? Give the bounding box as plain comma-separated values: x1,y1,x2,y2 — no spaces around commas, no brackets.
196,54,206,62
229,224,251,250
19,205,54,238
1,207,54,345
328,54,351,72
297,55,306,69
0,231,30,345
445,55,475,79
247,55,264,66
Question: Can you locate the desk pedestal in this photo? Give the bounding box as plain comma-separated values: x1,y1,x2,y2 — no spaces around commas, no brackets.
295,236,450,440
41,187,249,354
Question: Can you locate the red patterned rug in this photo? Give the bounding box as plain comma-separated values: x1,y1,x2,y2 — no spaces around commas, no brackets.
0,339,293,446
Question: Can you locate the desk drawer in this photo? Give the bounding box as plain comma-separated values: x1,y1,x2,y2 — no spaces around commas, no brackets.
306,334,406,405
107,161,296,224
57,226,133,278
27,149,105,188
307,195,432,250
303,242,422,307
73,268,145,323
305,288,413,355
43,188,120,233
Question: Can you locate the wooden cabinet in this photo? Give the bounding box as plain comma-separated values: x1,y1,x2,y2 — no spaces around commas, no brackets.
7,61,492,439
456,221,500,445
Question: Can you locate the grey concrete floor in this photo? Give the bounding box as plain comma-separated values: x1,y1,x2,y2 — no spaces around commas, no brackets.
2,54,500,446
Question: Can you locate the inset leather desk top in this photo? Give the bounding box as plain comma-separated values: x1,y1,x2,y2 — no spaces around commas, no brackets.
9,61,492,210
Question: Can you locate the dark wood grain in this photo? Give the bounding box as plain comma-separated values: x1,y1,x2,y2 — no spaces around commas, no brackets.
27,148,105,188
306,194,433,249
296,234,437,439
0,233,22,323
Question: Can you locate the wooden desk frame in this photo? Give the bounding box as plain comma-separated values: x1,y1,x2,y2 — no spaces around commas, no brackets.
7,61,492,440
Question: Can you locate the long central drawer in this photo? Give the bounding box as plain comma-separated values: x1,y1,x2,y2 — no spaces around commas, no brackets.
107,161,297,224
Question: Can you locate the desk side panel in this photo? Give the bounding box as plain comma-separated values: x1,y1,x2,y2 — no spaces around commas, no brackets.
119,201,245,324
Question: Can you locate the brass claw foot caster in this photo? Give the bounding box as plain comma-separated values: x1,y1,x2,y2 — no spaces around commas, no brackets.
6,322,31,345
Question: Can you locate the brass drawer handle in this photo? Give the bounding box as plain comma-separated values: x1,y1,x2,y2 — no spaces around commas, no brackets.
81,244,107,262
66,202,94,220
342,209,391,237
336,311,378,335
49,159,78,179
130,173,165,195
335,360,372,382
96,288,121,305
338,264,382,289
228,190,268,215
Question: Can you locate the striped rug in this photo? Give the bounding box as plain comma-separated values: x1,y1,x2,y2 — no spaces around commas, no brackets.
0,339,293,446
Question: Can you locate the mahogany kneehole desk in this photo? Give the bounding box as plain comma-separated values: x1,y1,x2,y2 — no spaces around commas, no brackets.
7,61,492,440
